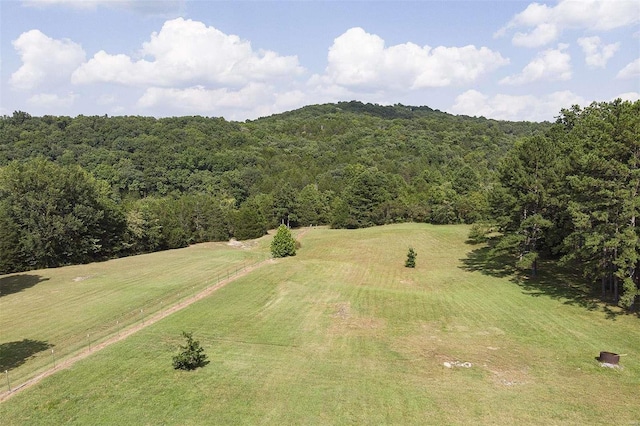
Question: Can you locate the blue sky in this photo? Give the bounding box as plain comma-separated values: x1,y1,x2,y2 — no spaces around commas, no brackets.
1,0,639,121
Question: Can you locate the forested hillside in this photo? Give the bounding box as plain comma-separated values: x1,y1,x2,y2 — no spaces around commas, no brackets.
1,100,638,309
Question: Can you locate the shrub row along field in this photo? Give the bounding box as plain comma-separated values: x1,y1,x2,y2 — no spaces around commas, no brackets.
1,224,639,424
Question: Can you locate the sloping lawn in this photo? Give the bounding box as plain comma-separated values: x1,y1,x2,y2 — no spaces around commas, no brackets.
1,224,638,424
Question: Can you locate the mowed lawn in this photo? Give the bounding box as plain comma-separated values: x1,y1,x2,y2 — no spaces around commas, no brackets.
1,224,639,424
0,239,268,386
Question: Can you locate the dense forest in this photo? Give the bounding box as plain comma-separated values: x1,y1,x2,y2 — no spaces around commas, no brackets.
0,100,638,309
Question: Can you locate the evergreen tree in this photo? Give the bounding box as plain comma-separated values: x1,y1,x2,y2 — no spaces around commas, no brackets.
271,224,296,258
231,201,267,240
492,135,563,276
172,332,208,371
559,100,639,307
405,247,417,268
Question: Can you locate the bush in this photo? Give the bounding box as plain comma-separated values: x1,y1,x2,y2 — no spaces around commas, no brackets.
405,247,417,268
172,331,208,370
271,224,297,258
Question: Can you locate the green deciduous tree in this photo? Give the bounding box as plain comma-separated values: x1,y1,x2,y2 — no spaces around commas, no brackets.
0,158,125,273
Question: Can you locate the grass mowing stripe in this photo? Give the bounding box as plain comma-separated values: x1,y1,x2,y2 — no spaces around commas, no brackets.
1,224,638,425
0,239,268,389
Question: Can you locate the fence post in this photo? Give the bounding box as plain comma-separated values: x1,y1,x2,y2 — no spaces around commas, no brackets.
51,349,56,368
5,370,10,392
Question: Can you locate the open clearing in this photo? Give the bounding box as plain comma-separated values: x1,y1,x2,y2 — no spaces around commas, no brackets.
1,224,639,425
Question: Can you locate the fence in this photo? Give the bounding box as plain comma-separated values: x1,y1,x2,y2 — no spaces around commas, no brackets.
1,254,270,398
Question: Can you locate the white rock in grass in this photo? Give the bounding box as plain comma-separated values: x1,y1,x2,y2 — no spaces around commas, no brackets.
443,362,452,368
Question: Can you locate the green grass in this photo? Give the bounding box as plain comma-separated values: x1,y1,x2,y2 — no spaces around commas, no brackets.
1,224,639,425
0,238,269,386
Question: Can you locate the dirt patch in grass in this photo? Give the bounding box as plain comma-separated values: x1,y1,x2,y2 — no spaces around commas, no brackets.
327,302,385,336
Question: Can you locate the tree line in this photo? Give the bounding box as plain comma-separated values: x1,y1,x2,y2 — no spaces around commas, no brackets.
1,100,637,309
1,102,546,273
489,99,639,309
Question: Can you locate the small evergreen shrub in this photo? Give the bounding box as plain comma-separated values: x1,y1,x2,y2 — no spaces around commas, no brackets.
271,224,297,258
172,331,208,370
405,247,417,268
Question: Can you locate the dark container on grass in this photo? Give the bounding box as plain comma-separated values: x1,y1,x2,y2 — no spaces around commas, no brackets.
598,351,620,364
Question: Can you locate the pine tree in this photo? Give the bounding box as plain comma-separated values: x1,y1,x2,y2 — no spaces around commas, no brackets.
172,332,208,370
405,247,417,268
559,100,640,308
492,135,563,276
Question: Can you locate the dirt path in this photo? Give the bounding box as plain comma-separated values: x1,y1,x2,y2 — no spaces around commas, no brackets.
0,258,275,402
0,227,316,403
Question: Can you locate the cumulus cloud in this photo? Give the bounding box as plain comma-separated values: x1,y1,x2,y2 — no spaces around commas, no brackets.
27,92,77,109
577,36,619,68
72,18,304,87
320,27,509,91
450,89,586,121
137,84,310,120
500,44,571,85
614,92,640,102
496,0,640,47
10,29,85,90
616,58,640,79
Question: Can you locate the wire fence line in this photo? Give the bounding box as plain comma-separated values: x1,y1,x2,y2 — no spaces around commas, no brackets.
1,254,271,398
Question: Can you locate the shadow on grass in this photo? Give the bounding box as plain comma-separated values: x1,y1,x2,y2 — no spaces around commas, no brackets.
460,239,634,320
0,339,53,371
0,274,49,297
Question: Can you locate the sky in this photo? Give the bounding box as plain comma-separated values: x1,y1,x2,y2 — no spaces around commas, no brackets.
1,0,639,122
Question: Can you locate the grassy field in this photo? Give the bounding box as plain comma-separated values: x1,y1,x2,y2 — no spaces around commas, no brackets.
0,238,269,387
1,224,639,424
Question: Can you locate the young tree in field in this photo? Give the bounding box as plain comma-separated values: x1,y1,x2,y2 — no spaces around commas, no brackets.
405,247,417,268
271,224,296,258
172,332,208,371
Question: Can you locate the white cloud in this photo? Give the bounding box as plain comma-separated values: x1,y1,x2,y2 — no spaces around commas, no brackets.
137,84,310,120
450,89,586,121
10,29,85,90
614,92,640,102
577,36,619,68
23,0,98,9
72,18,304,88
500,44,571,85
27,92,77,109
512,23,559,48
22,0,185,15
321,27,509,92
97,94,116,105
616,58,640,79
497,0,640,47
